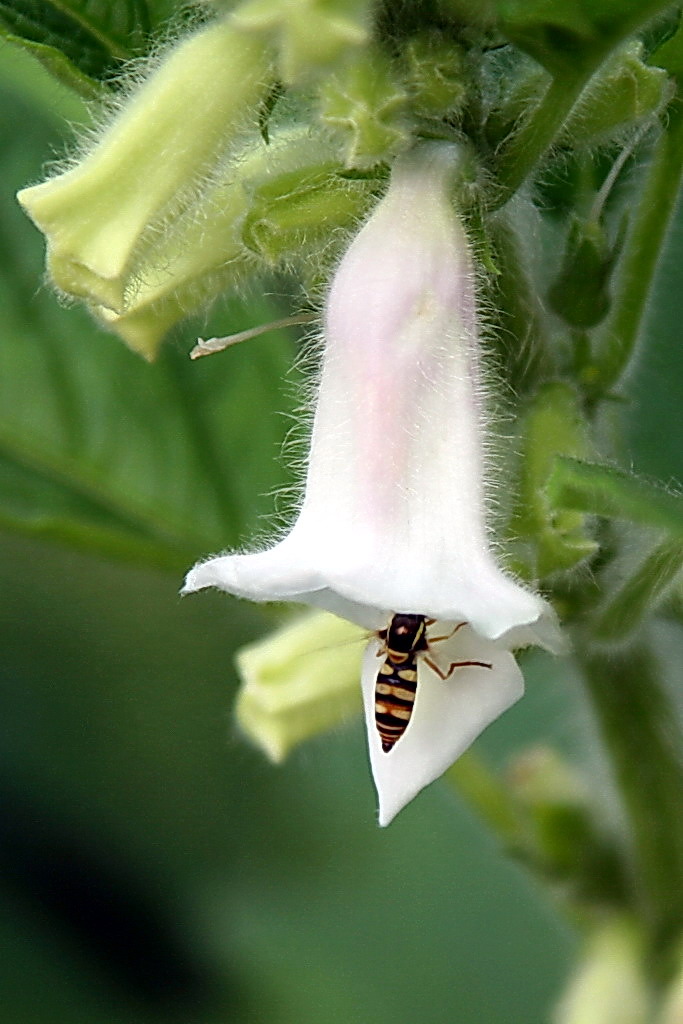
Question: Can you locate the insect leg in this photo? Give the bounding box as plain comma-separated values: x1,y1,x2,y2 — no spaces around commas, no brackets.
423,656,492,681
428,621,468,644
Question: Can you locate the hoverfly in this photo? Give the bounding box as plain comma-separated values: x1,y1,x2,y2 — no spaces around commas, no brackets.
374,614,492,753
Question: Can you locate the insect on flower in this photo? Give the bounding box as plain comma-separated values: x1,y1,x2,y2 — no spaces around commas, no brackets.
374,615,491,752
183,142,566,824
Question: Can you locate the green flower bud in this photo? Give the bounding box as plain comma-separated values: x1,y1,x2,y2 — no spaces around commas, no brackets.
554,918,650,1024
560,42,669,147
17,17,273,313
509,748,598,881
513,383,597,577
548,216,621,330
241,156,375,268
403,32,466,121
234,610,365,763
320,50,410,169
234,0,370,82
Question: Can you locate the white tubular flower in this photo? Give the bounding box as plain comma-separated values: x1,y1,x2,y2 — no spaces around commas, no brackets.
184,143,564,825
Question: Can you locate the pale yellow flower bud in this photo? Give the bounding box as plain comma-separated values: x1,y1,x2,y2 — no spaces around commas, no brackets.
18,17,272,313
235,611,365,763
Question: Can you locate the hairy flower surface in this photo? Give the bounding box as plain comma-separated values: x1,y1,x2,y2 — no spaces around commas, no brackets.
184,143,563,823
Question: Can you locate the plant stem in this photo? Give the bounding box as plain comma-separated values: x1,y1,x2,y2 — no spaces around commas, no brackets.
592,100,683,394
490,0,680,209
579,643,683,961
492,71,589,207
485,209,556,394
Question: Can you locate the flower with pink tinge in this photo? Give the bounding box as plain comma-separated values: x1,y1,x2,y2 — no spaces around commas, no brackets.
184,143,564,824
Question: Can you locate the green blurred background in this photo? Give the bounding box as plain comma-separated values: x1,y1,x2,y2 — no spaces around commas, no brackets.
1,40,682,1024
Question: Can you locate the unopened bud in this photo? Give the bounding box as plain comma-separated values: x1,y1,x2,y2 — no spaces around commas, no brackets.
513,383,597,576
320,50,410,169
553,918,650,1024
403,32,466,120
235,610,365,763
18,17,272,314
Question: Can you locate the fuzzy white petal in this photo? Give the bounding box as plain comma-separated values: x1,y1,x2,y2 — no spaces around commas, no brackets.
184,144,563,651
362,627,524,826
183,142,565,824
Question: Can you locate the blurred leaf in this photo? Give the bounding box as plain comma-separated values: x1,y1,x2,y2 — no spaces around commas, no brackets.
0,38,89,118
0,32,106,97
0,450,191,569
496,0,676,76
0,75,301,570
0,283,300,567
547,458,683,538
0,0,181,93
594,539,683,641
0,533,578,1024
650,12,683,83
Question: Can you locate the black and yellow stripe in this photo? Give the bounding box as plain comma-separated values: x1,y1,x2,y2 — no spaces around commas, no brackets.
374,658,419,752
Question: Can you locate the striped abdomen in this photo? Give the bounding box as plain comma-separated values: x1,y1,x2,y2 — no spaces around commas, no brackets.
374,656,418,752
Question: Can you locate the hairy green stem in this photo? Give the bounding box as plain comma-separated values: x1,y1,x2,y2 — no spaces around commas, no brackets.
579,643,683,961
492,72,588,207
593,100,683,394
485,210,556,393
491,0,679,207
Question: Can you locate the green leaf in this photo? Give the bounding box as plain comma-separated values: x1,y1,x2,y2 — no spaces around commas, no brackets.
547,458,683,539
650,10,683,83
0,0,181,94
0,31,106,97
0,74,301,570
496,0,676,77
0,447,190,569
594,539,683,641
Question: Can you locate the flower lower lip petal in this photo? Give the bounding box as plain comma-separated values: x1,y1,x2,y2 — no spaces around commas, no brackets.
362,633,524,827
